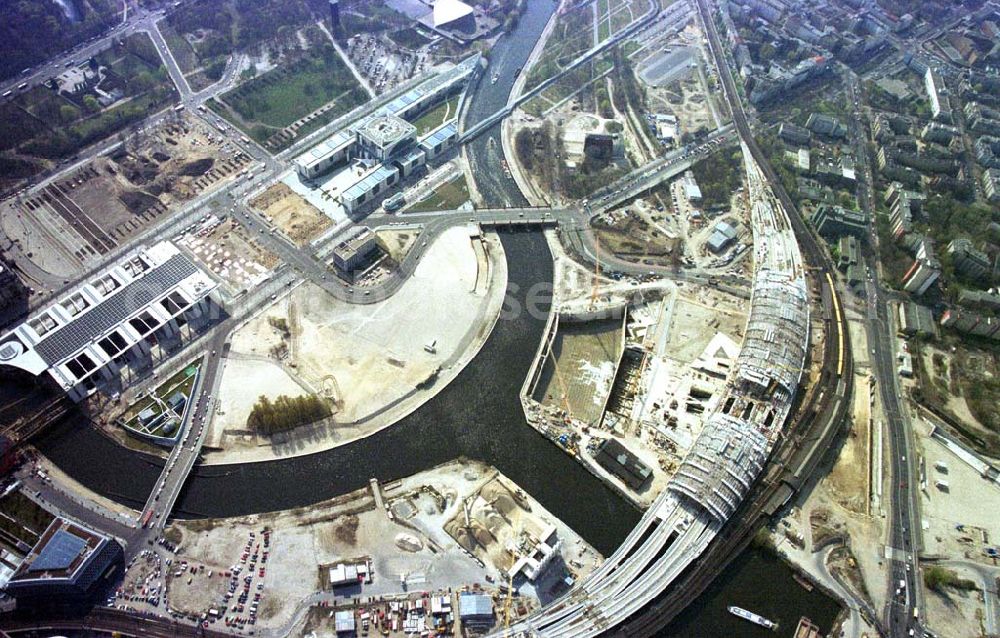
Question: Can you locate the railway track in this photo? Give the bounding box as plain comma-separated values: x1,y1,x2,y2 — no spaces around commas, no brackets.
601,0,855,634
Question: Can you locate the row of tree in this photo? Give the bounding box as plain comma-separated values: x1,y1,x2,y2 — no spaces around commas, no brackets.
247,394,332,435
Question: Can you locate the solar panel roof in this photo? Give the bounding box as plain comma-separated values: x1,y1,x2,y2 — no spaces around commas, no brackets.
34,253,197,366
28,529,86,572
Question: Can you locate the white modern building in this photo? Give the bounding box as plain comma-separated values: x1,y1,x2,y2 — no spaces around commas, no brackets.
0,242,217,402
294,56,477,181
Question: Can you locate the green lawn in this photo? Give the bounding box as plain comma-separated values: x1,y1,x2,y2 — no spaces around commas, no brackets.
218,45,362,130
411,176,470,212
411,96,459,136
122,359,202,432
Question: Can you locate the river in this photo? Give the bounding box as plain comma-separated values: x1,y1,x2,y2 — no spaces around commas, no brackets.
16,0,843,634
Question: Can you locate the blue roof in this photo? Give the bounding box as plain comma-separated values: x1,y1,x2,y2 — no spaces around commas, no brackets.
383,55,478,118
420,121,458,148
342,165,398,202
459,592,493,618
29,529,86,572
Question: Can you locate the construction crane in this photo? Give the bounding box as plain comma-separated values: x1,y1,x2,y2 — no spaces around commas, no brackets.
503,519,524,636
503,563,515,634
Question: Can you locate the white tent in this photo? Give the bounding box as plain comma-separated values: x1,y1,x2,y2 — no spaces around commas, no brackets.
433,0,473,28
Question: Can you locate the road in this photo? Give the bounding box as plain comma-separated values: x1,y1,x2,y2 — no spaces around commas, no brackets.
846,54,925,638
6,1,848,636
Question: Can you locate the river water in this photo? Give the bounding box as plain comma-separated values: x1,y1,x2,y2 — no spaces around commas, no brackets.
15,0,843,634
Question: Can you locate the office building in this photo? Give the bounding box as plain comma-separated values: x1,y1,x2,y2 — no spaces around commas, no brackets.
595,438,652,491
898,301,937,338
458,593,494,629
837,235,859,271
0,242,217,402
4,518,123,609
332,227,379,275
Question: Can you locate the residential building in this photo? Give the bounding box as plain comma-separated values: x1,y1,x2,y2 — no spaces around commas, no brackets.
925,68,953,123
778,122,811,146
902,240,941,296
920,121,959,144
810,204,868,239
805,113,847,138
983,167,1000,203
947,238,993,285
885,182,925,239
958,289,1000,312
976,136,1000,169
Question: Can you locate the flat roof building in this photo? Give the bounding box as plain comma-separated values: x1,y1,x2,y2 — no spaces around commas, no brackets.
810,204,868,239
293,56,476,181
332,227,379,275
682,170,702,203
983,168,1000,203
340,164,400,215
778,122,811,146
294,130,355,180
334,609,356,633
458,592,494,628
4,518,123,609
707,220,738,254
902,242,941,296
0,242,217,402
925,68,953,123
356,115,417,163
898,301,937,338
595,438,652,491
419,121,459,160
805,113,847,139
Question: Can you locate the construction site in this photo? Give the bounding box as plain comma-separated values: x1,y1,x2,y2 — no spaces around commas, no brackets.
176,214,279,293
523,224,751,509
249,183,333,247
1,113,253,278
441,471,602,604
203,225,507,463
160,460,599,633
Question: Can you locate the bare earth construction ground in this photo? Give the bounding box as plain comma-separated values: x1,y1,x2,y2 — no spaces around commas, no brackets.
205,226,507,463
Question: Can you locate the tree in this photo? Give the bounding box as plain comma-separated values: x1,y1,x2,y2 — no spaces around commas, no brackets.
82,95,100,112
59,104,78,122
